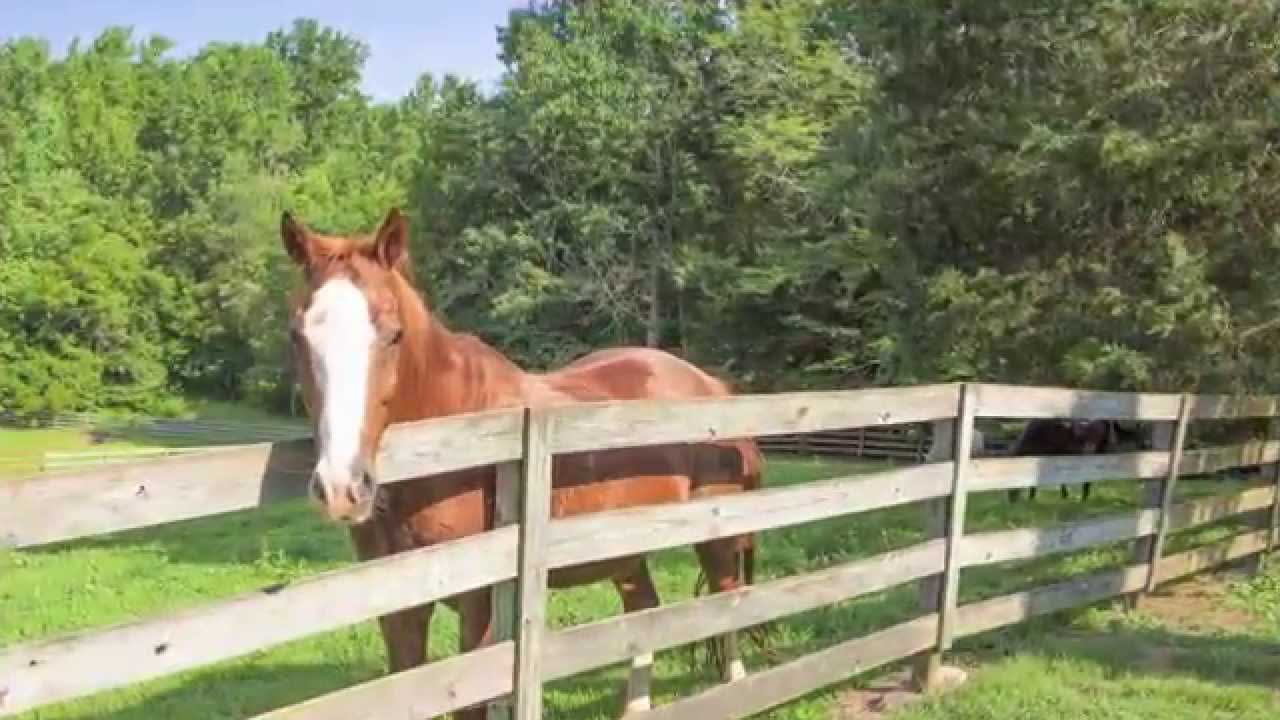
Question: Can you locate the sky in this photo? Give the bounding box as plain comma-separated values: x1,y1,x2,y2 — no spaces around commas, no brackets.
0,1,525,100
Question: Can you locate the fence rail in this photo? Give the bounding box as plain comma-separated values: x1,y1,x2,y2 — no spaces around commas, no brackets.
2,381,1278,719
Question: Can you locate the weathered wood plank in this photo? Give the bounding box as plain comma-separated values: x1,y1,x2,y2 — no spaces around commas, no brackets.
486,461,521,720
1270,419,1280,556
377,408,524,483
1153,528,1272,585
641,614,939,720
970,383,1182,420
250,642,514,720
1139,396,1189,597
1,409,524,550
543,539,945,681
1129,418,1177,608
960,509,1160,568
0,439,314,549
913,419,953,691
967,451,1169,494
1179,441,1280,476
1187,394,1280,420
0,528,518,716
937,385,976,652
1165,486,1277,533
954,564,1149,638
545,462,954,570
547,384,961,454
513,410,553,720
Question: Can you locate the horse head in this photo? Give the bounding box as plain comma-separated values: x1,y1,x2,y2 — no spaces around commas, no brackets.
281,208,413,524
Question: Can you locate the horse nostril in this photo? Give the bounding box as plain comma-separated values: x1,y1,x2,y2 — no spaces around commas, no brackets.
309,473,327,503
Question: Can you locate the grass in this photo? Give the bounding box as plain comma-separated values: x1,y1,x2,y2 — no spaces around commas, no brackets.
1,449,1276,719
893,565,1280,720
0,402,305,478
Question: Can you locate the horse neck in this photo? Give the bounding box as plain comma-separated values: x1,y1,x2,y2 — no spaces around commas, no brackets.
387,273,526,421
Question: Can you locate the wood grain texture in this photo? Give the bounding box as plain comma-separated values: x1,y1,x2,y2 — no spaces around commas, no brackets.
913,419,954,691
960,509,1160,567
1270,419,1280,555
1165,485,1277,533
513,410,553,720
545,462,954,570
1153,529,1272,585
1180,442,1280,476
0,528,518,716
937,385,976,650
1144,394,1189,596
546,384,962,454
0,438,314,549
250,642,514,720
954,564,1149,638
543,539,946,682
970,383,1182,420
967,451,1169,494
377,408,524,482
2,409,524,550
486,461,521,720
1187,394,1280,420
640,615,940,720
1129,419,1176,605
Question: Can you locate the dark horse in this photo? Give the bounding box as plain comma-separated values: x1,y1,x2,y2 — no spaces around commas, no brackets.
282,209,762,718
1007,419,1146,502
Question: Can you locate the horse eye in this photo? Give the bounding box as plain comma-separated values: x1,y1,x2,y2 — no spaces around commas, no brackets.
289,327,303,344
388,329,404,346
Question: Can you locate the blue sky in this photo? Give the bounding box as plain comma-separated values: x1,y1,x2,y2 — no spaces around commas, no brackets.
0,1,524,99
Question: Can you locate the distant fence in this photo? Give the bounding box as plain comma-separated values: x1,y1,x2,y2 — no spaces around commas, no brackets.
758,425,1011,461
1,383,1278,719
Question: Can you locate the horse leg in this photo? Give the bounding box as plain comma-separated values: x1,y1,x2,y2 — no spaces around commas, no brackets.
348,520,432,671
1081,482,1092,502
614,561,661,716
450,589,495,720
694,538,748,683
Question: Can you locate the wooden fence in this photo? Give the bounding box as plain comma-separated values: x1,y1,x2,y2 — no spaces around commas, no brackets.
1,383,1279,719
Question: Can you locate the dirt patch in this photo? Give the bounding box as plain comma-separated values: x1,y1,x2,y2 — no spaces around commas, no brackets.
829,567,1264,718
831,667,967,719
1139,567,1258,634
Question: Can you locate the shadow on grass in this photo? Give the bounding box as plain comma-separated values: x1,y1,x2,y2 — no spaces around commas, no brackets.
960,619,1280,692
40,660,380,720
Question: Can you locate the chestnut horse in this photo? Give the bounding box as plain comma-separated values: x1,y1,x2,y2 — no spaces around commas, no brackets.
281,209,762,718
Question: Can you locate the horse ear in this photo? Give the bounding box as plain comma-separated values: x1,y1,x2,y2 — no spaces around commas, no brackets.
373,208,409,269
281,211,312,265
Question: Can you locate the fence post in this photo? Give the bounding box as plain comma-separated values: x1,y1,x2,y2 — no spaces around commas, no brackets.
1129,395,1190,608
486,460,521,720
512,409,554,720
912,383,975,692
1265,415,1280,568
1140,394,1192,598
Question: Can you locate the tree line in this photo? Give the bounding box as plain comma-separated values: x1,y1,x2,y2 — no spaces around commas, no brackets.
2,0,1279,417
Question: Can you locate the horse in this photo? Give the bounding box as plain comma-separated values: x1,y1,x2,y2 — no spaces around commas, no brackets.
1006,419,1115,502
280,208,763,718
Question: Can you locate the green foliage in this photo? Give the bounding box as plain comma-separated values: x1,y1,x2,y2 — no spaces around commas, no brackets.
4,1,1280,415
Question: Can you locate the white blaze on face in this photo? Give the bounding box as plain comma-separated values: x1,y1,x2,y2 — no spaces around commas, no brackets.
304,277,377,498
